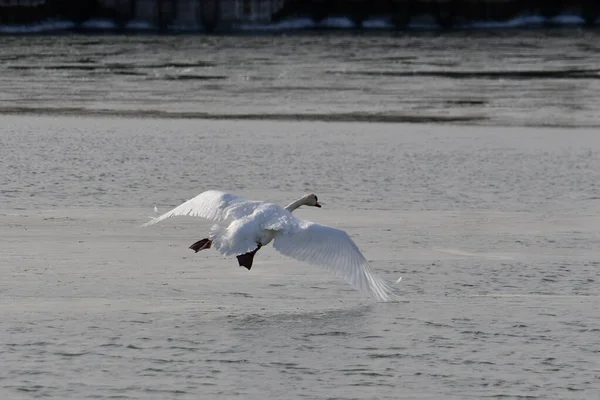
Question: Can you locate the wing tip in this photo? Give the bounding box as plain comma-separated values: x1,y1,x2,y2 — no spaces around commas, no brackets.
372,276,403,302
141,217,158,227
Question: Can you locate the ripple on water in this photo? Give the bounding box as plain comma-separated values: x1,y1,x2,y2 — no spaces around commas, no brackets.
368,353,404,359
53,351,89,357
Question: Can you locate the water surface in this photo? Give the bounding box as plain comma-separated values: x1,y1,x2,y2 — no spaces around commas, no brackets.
1,116,599,399
1,31,599,126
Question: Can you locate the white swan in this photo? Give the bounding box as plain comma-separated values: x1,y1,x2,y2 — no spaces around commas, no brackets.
143,190,401,301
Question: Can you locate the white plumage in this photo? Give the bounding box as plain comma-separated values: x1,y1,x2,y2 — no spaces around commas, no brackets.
143,190,401,301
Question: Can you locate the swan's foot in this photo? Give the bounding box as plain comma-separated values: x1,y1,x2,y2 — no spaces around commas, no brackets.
189,238,212,253
236,245,261,270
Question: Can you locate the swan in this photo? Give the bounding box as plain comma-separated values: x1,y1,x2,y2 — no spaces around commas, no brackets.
143,190,401,301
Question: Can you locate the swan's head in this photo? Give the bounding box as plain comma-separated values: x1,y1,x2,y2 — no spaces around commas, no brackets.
304,193,321,208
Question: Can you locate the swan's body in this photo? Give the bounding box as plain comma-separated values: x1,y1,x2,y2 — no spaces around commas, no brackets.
143,190,401,301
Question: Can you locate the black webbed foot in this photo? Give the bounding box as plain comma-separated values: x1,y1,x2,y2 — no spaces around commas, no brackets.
190,238,212,253
236,245,261,270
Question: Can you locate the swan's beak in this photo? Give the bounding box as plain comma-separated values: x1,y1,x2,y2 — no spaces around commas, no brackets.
315,202,322,208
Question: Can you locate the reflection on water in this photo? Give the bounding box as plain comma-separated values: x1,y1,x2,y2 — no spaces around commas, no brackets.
229,304,373,332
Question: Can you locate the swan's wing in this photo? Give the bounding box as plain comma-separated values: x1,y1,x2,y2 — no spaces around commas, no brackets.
142,190,264,227
273,220,401,301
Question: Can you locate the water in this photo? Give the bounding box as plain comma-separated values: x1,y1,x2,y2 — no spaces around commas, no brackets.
1,30,599,127
1,33,600,399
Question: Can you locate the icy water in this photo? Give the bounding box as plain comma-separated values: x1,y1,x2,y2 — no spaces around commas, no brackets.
2,116,600,399
1,32,600,399
1,30,600,127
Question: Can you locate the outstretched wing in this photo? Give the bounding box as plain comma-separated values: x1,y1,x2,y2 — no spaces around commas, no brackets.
142,190,264,227
273,220,401,301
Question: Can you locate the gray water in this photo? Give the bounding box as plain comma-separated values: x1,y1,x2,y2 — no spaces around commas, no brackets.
1,31,600,127
1,33,600,399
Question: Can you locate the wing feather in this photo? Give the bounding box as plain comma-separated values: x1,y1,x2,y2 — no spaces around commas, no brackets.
273,221,401,301
142,190,263,227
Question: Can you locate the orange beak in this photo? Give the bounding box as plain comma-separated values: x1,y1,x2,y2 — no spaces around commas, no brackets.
315,202,322,208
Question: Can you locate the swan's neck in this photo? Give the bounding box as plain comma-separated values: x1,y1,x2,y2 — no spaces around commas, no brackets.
284,197,306,213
